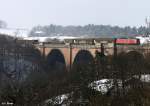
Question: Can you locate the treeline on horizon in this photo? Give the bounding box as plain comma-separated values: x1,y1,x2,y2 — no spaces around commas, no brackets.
30,24,149,37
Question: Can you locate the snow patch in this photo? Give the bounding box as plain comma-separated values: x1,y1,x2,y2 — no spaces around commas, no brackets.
140,74,150,82
89,79,114,94
45,93,70,105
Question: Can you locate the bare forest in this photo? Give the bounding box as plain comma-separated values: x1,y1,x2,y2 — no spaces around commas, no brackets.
0,35,149,106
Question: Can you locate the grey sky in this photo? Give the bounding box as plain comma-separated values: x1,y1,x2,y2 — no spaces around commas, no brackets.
0,0,149,29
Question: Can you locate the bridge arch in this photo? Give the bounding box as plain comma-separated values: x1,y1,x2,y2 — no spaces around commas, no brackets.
27,48,43,69
116,51,144,64
46,49,66,71
30,48,42,60
72,50,94,67
125,51,144,65
126,51,145,74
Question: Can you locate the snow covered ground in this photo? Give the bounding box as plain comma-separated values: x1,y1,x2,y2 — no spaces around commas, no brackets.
0,28,29,38
89,79,114,94
44,75,150,106
140,74,150,82
45,93,70,106
0,28,81,42
23,36,79,42
136,35,150,44
90,75,150,93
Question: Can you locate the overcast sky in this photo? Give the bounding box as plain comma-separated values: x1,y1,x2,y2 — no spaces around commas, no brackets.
0,0,149,29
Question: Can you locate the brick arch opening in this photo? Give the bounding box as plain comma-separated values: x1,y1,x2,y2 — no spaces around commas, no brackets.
117,51,144,63
26,48,43,69
72,50,94,68
46,49,66,71
125,51,144,61
30,48,42,59
115,51,145,76
117,50,144,58
126,51,145,73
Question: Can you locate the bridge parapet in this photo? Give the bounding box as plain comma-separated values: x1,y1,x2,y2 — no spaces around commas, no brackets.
64,38,114,44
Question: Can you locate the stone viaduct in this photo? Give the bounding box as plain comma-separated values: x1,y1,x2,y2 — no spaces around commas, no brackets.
34,38,150,70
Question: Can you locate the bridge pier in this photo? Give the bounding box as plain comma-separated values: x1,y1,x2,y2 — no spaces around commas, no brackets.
69,44,72,71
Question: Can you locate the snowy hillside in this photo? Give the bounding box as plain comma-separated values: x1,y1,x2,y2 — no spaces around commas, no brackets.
0,28,29,38
0,28,81,42
23,36,80,42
